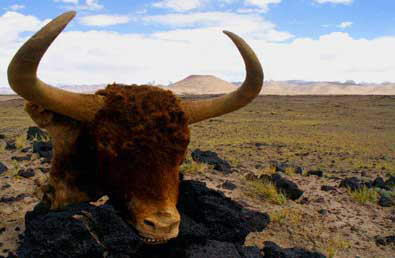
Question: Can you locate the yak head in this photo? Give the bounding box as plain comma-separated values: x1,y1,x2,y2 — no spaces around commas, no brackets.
7,12,263,243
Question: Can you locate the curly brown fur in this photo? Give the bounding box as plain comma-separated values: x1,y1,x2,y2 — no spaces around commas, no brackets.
91,84,190,204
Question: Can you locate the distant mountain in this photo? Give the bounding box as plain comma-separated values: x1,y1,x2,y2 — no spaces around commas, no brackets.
168,75,237,95
1,78,395,96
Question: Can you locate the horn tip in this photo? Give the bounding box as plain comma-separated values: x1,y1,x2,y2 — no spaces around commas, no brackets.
64,10,77,18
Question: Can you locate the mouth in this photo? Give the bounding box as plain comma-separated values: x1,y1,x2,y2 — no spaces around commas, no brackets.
125,218,174,245
140,236,170,245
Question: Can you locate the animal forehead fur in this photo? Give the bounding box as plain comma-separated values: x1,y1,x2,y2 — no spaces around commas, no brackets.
90,84,190,169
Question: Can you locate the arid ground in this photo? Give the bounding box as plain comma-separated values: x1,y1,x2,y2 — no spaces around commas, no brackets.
0,95,394,257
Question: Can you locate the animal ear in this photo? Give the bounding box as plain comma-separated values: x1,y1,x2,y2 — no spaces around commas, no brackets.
25,101,54,128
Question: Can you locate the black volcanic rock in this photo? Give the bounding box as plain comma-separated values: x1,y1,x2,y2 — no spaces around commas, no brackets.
262,241,326,258
378,194,395,207
32,141,52,160
5,141,16,150
321,185,336,192
307,170,324,177
11,155,31,162
375,235,395,246
26,127,48,141
18,180,270,258
271,173,304,200
339,177,364,190
0,194,29,204
385,176,395,188
0,162,7,175
191,149,231,173
221,181,237,190
18,168,35,178
372,176,387,189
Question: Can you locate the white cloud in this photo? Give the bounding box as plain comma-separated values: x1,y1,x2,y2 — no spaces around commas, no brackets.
219,0,236,3
78,0,103,10
143,12,294,41
313,0,353,4
244,0,281,12
54,0,79,4
80,15,130,26
1,12,394,92
337,21,352,29
153,0,203,12
8,4,25,11
54,0,103,10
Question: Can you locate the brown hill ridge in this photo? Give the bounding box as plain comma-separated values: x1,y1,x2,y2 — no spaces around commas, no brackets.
167,76,395,95
168,75,237,95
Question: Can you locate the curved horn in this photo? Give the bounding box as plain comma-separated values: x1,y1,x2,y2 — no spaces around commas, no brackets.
7,11,104,121
180,31,264,124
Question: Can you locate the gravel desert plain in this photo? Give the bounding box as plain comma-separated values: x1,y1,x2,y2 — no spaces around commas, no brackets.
0,94,394,257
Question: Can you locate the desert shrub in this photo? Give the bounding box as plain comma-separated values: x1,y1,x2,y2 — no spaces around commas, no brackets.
348,187,379,204
323,235,351,258
15,134,28,149
245,179,287,205
180,159,207,174
0,142,6,153
270,208,303,225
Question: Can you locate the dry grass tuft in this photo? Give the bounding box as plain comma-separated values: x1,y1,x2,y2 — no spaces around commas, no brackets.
180,159,208,174
270,208,303,225
0,141,6,153
245,179,287,205
323,235,351,258
15,134,28,149
348,187,379,204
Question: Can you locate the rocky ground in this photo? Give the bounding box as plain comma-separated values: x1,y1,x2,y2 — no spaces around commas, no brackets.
0,95,394,257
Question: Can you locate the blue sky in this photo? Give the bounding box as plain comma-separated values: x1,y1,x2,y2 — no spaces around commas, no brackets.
1,0,394,87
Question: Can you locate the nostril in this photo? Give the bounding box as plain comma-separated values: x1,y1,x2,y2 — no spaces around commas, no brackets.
143,219,156,229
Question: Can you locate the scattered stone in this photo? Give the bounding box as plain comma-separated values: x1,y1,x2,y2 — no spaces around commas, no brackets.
0,162,8,175
5,141,16,151
299,197,310,205
1,184,11,190
375,235,395,246
372,176,387,189
378,194,395,207
221,181,237,190
32,141,52,160
18,180,270,257
307,170,324,177
262,241,326,258
0,193,29,204
318,209,328,216
270,173,304,200
21,147,32,153
339,177,364,191
294,166,304,175
255,164,263,169
268,161,288,173
191,149,231,173
38,167,50,173
11,155,31,162
321,185,336,192
385,176,395,188
18,169,35,178
26,127,48,141
245,172,258,181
